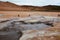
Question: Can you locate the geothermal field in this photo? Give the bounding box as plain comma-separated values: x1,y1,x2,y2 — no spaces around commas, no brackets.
0,1,60,40
0,11,60,40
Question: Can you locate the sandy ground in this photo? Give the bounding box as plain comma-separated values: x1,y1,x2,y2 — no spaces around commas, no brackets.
0,11,60,18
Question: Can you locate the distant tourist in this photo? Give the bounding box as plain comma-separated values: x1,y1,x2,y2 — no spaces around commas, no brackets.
58,14,60,17
29,14,30,17
18,14,20,17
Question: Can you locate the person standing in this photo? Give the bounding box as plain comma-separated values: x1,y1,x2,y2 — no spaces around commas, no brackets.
18,14,20,17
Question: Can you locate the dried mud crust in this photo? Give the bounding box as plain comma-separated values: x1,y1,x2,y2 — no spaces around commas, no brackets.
20,27,60,40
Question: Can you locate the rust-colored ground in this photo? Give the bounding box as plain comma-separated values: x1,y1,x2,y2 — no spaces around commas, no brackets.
0,11,60,18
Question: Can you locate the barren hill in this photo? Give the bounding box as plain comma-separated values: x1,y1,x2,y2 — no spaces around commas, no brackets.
0,1,60,11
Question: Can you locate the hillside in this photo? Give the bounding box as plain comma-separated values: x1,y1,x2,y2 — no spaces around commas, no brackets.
0,1,60,11
42,5,60,11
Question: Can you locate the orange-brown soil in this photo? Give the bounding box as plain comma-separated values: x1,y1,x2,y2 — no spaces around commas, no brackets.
0,11,60,18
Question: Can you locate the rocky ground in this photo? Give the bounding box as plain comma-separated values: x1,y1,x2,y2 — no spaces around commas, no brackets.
0,16,60,40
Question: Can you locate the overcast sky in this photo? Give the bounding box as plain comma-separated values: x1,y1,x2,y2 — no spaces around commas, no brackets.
0,0,60,6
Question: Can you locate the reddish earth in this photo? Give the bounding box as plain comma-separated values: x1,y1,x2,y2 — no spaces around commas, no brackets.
0,11,60,18
0,1,60,11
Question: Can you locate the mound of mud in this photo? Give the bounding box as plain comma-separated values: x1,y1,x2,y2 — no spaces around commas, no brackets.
20,27,60,40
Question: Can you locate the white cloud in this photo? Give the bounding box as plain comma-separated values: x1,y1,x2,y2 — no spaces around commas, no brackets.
0,0,60,6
